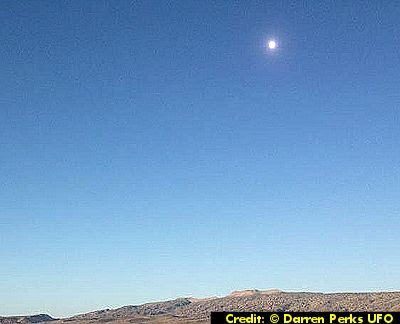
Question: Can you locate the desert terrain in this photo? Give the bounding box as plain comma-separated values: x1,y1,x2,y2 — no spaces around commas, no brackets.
2,290,400,324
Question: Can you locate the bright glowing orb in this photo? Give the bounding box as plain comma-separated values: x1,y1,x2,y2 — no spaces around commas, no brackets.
268,40,277,50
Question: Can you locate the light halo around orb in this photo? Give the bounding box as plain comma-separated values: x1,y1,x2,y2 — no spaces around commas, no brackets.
268,40,277,50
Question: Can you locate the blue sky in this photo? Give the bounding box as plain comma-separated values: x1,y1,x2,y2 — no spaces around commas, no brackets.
1,0,400,317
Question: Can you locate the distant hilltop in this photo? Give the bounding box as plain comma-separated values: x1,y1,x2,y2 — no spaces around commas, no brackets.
2,290,400,324
228,288,282,297
0,314,54,324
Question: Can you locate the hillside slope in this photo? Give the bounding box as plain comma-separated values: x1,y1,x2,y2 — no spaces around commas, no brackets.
3,290,400,324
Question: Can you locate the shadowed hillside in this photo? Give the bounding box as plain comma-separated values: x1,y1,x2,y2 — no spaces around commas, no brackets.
3,290,399,324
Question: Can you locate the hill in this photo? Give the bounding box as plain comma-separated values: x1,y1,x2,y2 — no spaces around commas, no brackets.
2,290,400,324
0,315,54,324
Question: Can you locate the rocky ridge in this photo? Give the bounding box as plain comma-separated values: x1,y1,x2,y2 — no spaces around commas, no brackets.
2,290,400,324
